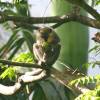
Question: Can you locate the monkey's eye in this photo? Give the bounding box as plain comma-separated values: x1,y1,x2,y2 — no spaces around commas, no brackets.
41,33,49,41
47,29,52,33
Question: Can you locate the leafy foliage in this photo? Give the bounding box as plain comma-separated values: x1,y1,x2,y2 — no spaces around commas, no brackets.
0,67,16,80
0,52,34,79
73,33,100,100
92,0,100,5
0,0,35,59
82,42,100,69
75,87,100,100
69,75,100,100
13,52,34,63
69,75,100,86
0,0,99,100
0,52,74,100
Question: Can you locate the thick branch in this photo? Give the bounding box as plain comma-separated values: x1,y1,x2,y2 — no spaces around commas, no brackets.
0,83,21,95
0,12,100,29
0,69,47,95
53,14,100,29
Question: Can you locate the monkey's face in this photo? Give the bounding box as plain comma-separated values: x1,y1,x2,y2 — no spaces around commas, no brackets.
37,27,52,41
36,27,60,44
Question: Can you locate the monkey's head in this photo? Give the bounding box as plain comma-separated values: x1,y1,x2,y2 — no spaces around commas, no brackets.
36,27,60,44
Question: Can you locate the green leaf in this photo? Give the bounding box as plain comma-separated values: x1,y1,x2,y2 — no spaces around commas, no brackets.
75,87,100,100
89,45,100,53
0,30,18,57
69,76,97,86
15,0,29,16
0,67,16,79
3,9,17,16
82,62,92,69
8,37,25,59
0,2,14,9
13,52,34,63
92,63,96,68
31,84,47,100
96,0,100,5
22,31,34,53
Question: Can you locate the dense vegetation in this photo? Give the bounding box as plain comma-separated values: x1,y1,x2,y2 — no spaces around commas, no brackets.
0,0,100,100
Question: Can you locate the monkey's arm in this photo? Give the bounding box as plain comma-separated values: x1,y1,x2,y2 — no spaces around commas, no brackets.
43,44,61,66
33,43,45,62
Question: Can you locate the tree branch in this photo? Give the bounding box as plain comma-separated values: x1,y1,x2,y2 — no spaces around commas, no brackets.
0,69,47,95
52,14,100,29
0,59,84,81
0,11,100,29
0,59,41,68
0,83,21,95
0,59,85,95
